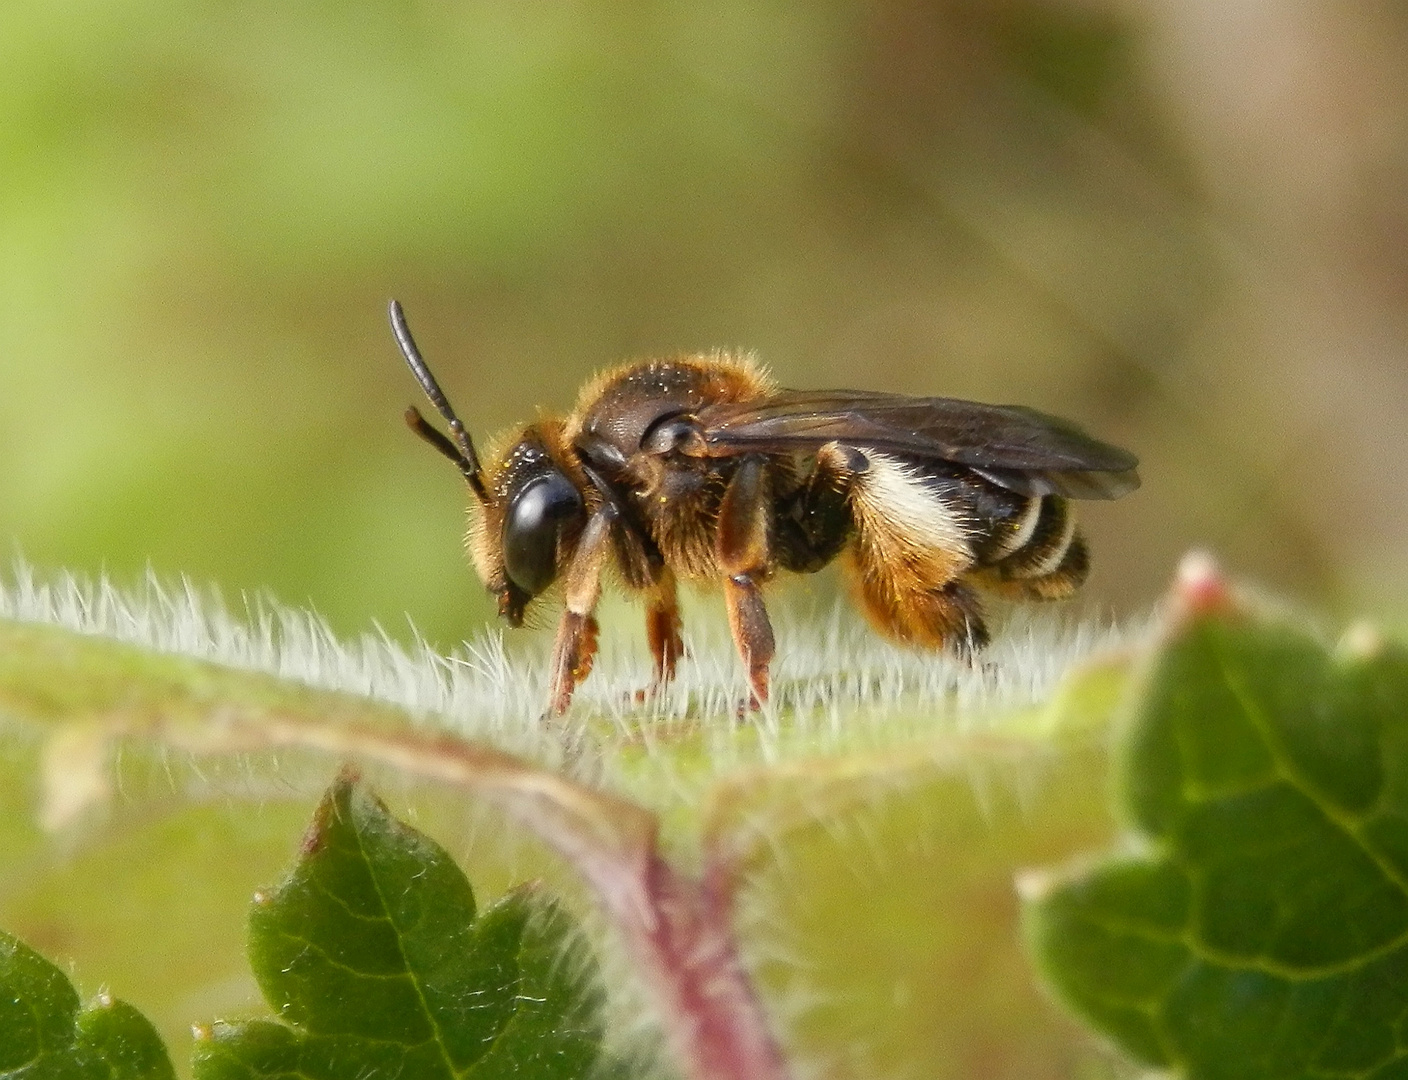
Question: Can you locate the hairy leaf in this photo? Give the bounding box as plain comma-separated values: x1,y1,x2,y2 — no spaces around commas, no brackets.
2,567,1135,1078
1024,604,1408,1079
191,772,607,1080
0,928,175,1080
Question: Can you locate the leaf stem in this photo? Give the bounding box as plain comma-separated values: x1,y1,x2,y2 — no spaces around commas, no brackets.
161,710,793,1080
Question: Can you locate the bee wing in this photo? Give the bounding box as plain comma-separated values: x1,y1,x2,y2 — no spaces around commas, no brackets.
694,390,1140,500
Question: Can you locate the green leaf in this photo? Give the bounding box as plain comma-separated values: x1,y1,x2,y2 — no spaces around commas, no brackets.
192,771,606,1080
0,928,175,1080
1023,608,1408,1079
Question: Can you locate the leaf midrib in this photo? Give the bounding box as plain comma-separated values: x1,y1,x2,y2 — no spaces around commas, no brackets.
352,816,462,1079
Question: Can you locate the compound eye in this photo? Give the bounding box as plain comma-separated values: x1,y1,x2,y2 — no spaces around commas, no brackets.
502,470,584,596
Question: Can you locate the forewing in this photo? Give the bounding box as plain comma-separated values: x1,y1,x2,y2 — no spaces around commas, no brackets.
695,390,1140,499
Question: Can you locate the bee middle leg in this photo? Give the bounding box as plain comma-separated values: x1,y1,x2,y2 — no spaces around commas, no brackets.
716,455,775,709
547,507,615,715
642,567,684,697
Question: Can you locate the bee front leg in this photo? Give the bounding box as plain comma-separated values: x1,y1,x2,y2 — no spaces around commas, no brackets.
547,507,615,715
716,456,775,710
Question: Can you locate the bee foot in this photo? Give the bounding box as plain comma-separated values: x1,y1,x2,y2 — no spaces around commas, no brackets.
732,689,767,721
628,682,665,707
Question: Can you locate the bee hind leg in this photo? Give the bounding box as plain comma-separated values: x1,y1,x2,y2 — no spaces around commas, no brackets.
848,555,990,660
907,581,990,660
717,456,776,710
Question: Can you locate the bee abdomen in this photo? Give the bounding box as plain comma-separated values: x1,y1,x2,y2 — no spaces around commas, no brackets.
995,496,1073,575
974,495,1088,599
973,494,1043,563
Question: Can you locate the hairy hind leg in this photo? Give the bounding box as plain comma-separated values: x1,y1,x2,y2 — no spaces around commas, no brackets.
834,446,986,657
846,553,990,658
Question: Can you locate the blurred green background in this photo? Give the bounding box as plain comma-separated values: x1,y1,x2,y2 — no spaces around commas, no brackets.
4,6,1408,1076
4,0,1408,650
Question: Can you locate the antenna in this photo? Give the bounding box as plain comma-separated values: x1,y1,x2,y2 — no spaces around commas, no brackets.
389,300,490,504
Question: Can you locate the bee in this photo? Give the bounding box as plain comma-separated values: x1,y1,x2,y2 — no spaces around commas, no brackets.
389,300,1139,715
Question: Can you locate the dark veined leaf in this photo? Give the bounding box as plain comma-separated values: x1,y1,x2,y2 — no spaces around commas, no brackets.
1023,602,1408,1080
192,771,609,1080
0,928,175,1080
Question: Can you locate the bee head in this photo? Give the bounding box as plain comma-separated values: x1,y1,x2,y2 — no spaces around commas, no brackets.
476,431,586,625
389,301,587,627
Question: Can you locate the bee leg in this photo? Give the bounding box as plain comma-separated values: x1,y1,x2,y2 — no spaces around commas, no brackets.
850,568,991,660
837,447,993,657
637,567,683,703
716,456,775,710
547,507,615,715
940,583,990,659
